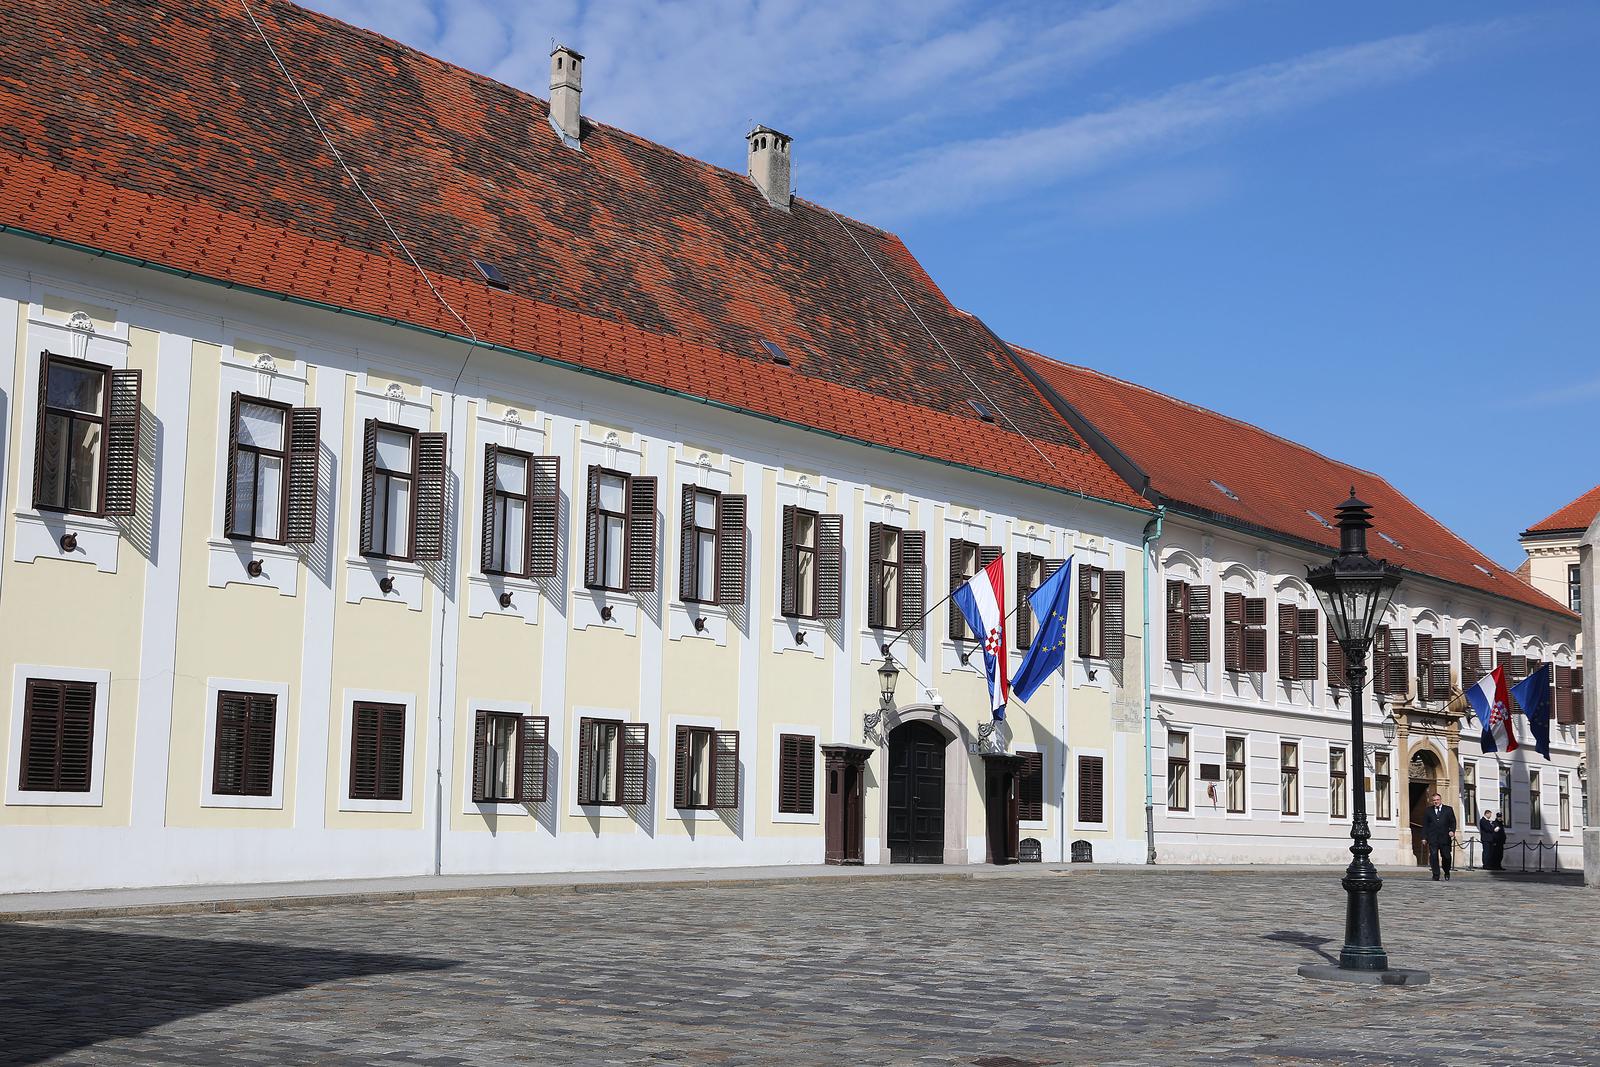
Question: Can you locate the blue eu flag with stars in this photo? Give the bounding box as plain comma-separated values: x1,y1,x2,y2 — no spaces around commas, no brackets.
1011,555,1074,703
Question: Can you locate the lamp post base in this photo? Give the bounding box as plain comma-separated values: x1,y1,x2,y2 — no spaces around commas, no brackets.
1298,963,1431,986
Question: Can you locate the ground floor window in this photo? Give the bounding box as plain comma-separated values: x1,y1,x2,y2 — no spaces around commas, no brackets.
213,691,277,797
1279,741,1299,816
778,734,816,814
1462,762,1477,825
1559,773,1571,832
1018,751,1044,821
578,718,648,806
1374,751,1392,821
350,701,406,801
19,678,96,793
1166,731,1189,812
1529,770,1543,832
1077,755,1105,824
470,712,548,804
1225,736,1246,813
1329,746,1347,820
1500,769,1512,829
673,726,739,810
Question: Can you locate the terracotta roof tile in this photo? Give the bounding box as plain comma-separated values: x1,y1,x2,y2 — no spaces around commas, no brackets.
1018,347,1574,619
1523,485,1600,537
0,0,1145,512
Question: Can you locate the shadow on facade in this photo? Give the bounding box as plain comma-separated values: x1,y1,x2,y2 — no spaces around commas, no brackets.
0,923,456,1065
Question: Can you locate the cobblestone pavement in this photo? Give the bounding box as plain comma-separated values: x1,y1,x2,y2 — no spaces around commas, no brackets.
2,868,1596,1066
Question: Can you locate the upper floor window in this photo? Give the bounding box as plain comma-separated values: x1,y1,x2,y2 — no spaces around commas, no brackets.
360,420,446,562
1077,564,1125,660
1015,554,1064,650
1415,635,1452,702
481,446,559,579
226,393,320,544
1166,581,1211,664
678,486,747,606
1373,626,1409,698
33,353,142,517
1570,564,1582,614
584,466,657,593
19,678,96,793
780,505,842,619
1460,642,1490,689
1277,604,1318,681
1326,620,1347,688
673,726,739,810
948,540,999,640
1224,594,1267,673
869,523,925,631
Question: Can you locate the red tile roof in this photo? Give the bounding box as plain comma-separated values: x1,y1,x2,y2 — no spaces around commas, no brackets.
1018,349,1574,619
1523,485,1600,537
0,0,1145,511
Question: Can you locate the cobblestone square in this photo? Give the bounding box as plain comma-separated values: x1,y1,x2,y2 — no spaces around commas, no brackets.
2,868,1595,1066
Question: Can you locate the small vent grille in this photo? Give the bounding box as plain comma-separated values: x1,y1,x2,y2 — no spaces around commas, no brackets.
473,259,510,290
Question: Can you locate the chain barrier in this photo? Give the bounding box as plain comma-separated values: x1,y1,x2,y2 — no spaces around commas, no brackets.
1456,835,1570,872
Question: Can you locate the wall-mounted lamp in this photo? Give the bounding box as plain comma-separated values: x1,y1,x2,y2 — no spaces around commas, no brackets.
693,616,707,633
58,532,77,553
498,591,514,608
600,605,613,622
379,576,395,594
247,560,264,578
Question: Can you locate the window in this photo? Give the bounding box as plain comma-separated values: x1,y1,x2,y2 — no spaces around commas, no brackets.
948,540,999,640
1570,563,1582,614
584,466,657,593
1224,594,1267,672
226,394,320,544
1461,643,1489,690
869,523,925,631
1529,770,1542,832
360,421,446,562
1500,768,1512,828
1329,746,1348,820
673,726,739,810
1374,752,1392,821
1166,731,1190,812
577,717,648,806
33,353,142,516
1015,554,1064,649
1277,605,1318,681
481,447,559,579
19,678,96,792
1225,736,1247,813
1555,665,1582,725
471,711,549,804
679,486,747,605
1415,635,1452,703
1559,773,1571,832
1280,741,1299,816
349,701,406,801
781,505,842,619
1076,754,1104,824
1373,627,1409,697
1326,620,1347,688
1166,581,1211,664
212,691,277,797
778,733,815,815
1018,751,1044,821
1462,762,1477,823
1078,565,1126,660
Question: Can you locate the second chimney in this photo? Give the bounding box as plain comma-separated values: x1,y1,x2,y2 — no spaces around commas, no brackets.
746,125,792,209
549,44,583,145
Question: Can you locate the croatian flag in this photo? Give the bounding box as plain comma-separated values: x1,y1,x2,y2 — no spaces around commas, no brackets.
953,554,1009,719
1466,665,1518,755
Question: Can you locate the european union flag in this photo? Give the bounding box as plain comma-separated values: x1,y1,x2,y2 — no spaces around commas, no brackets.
1011,555,1074,703
1511,663,1553,760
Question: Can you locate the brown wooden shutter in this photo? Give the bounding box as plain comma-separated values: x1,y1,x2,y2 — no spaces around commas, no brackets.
1101,570,1126,659
243,695,276,797
1277,603,1298,681
576,717,596,804
778,734,815,814
619,722,649,806
1165,581,1187,664
1573,667,1585,724
1510,654,1528,681
678,484,699,602
30,355,50,509
359,420,380,556
1244,598,1267,672
1224,593,1244,671
901,529,926,631
816,513,844,619
55,682,95,793
20,681,63,791
102,369,142,515
223,391,242,536
212,690,247,795
1018,751,1044,821
712,730,739,810
412,431,447,562
528,456,560,578
779,504,798,617
1415,635,1432,700
1077,563,1093,654
582,466,603,587
377,705,406,800
715,493,746,605
673,725,692,809
1327,620,1347,688
284,406,321,544
1077,754,1105,823
867,522,886,630
1386,629,1410,698
516,716,549,802
350,703,379,799
471,710,490,802
1296,609,1318,681
948,540,971,641
624,475,658,593
1554,666,1574,725
480,444,500,573
1430,638,1451,699
1461,643,1481,688
1188,586,1212,664
1373,627,1391,694
1015,553,1037,649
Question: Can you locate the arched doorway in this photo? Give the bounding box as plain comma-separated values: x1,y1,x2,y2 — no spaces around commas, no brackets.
887,721,946,863
1408,748,1443,866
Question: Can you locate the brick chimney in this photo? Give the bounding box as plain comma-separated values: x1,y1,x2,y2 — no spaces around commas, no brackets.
549,44,583,145
746,125,792,209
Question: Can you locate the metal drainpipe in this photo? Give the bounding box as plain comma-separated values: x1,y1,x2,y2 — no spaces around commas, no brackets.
1142,506,1165,864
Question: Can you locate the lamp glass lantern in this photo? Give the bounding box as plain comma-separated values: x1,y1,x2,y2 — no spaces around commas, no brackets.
877,653,900,709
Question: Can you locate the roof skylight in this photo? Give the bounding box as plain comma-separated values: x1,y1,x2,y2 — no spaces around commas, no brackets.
1210,479,1239,502
472,259,510,290
760,339,790,366
1376,531,1404,549
1306,509,1333,530
967,398,996,424
1473,563,1493,576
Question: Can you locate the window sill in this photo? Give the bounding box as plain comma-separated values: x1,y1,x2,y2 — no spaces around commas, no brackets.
773,809,821,825
772,616,825,658
11,509,121,572
669,805,738,823
668,600,728,645
573,589,638,635
467,572,542,625
207,538,300,596
338,795,412,814
5,789,102,808
201,791,284,811
345,556,426,611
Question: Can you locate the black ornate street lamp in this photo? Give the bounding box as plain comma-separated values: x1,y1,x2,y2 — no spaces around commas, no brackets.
1304,491,1425,983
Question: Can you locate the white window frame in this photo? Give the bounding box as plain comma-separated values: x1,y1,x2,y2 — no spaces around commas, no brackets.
1278,738,1302,821
770,723,821,826
200,676,291,810
337,688,417,813
1224,733,1250,819
1327,742,1350,824
1164,728,1193,820
6,664,112,807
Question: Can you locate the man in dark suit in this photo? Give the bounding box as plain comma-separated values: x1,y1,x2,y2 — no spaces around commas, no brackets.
1421,791,1458,880
1478,810,1496,869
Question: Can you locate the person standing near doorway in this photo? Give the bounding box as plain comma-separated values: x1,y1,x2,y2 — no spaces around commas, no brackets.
1488,812,1507,871
1422,791,1458,880
1478,809,1495,869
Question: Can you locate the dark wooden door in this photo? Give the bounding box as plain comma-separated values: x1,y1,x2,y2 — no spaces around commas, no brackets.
888,721,945,863
824,749,865,865
985,758,1021,864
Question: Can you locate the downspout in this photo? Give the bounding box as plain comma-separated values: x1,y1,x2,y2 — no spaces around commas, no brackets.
1142,506,1166,864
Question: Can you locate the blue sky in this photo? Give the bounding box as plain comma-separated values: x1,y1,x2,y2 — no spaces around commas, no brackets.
305,0,1598,566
